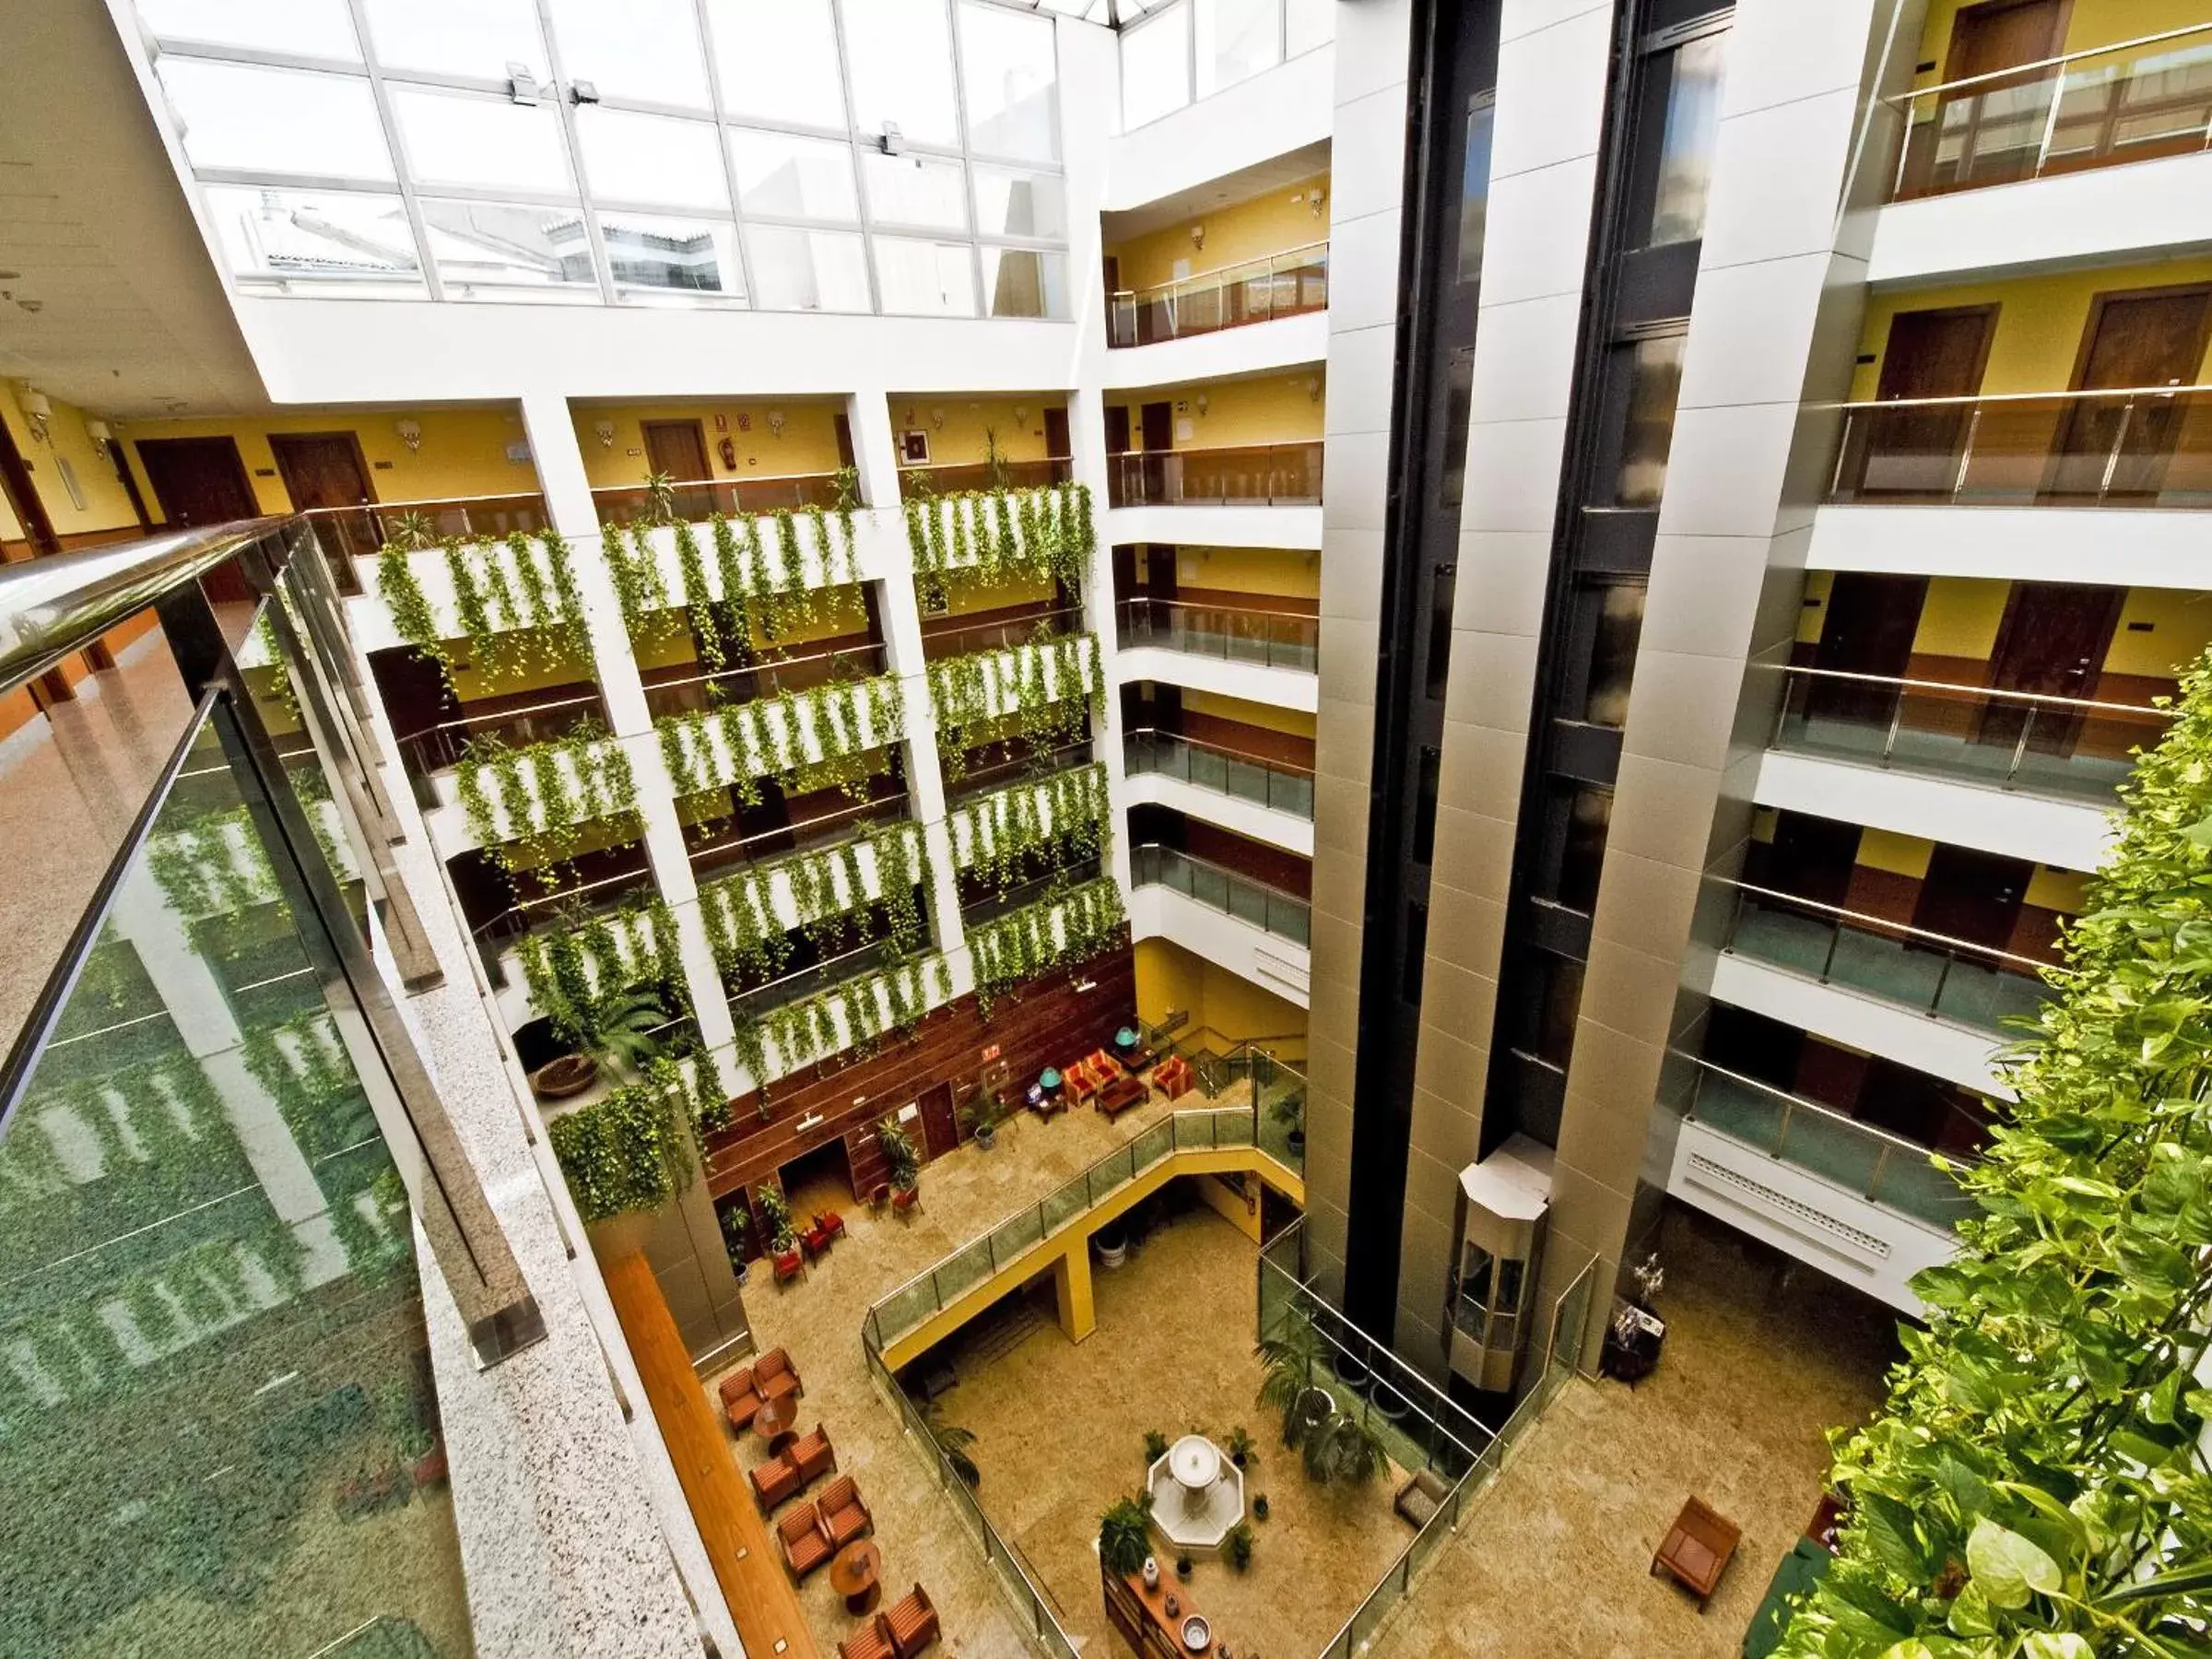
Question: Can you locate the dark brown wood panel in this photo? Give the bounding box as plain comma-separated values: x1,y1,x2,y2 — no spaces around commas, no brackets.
269,430,375,513
1183,820,1312,900
1180,709,1314,770
1173,584,1319,618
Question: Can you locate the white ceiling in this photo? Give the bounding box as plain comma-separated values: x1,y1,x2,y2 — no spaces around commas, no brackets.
0,0,265,418
1103,139,1333,242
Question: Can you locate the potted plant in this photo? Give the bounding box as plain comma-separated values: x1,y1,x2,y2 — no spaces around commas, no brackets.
1175,1554,1193,1582
1226,1426,1256,1470
1223,1523,1253,1572
1099,1496,1152,1579
530,983,667,1100
1272,1089,1305,1157
754,1183,795,1257
924,1400,980,1489
1144,1429,1170,1465
960,1085,1007,1151
1095,1224,1127,1269
718,1205,752,1287
877,1115,921,1200
1253,1494,1270,1522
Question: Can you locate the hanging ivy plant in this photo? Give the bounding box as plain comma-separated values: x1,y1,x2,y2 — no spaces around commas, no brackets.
456,717,640,889
929,632,1103,779
967,876,1126,1017
516,893,686,1049
601,502,859,639
376,528,589,694
698,821,932,992
754,956,949,1082
656,673,904,814
548,1056,699,1224
1778,644,2212,1658
950,762,1112,897
905,481,1096,609
147,805,280,919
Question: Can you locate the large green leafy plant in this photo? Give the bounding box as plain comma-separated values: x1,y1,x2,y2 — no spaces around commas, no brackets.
547,1056,699,1224
903,481,1097,609
928,632,1103,778
601,503,858,648
949,761,1112,896
375,528,591,692
967,875,1126,1016
1778,646,2212,1659
456,719,640,889
656,675,904,811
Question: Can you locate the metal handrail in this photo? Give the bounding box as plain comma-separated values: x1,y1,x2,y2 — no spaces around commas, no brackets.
588,468,848,498
0,516,287,693
1717,875,2053,974
1120,593,1318,618
643,637,889,704
1674,1050,1980,1167
1133,841,1309,904
1888,20,2212,105
392,687,606,750
1108,238,1331,300
1765,661,2163,717
303,489,547,517
1114,436,1325,460
1124,724,1316,776
1836,381,2212,411
469,861,654,945
688,789,912,874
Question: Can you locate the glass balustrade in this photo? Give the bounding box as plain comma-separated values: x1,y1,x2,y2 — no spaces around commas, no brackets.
1677,1059,1978,1230
1132,842,1312,946
1124,727,1315,818
591,471,854,526
1115,597,1318,673
1105,441,1324,506
1107,242,1330,347
1770,667,2167,803
1829,387,2212,508
1891,24,2212,200
1722,882,2058,1037
899,457,1072,499
393,685,609,779
309,492,551,562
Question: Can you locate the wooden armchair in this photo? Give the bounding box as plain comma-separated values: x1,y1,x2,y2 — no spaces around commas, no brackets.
748,1453,802,1514
717,1365,762,1431
1064,1056,1104,1107
777,1500,834,1581
840,1618,897,1659
818,1473,872,1550
885,1583,940,1659
1153,1054,1193,1100
755,1347,801,1402
787,1423,835,1485
890,1184,920,1218
771,1245,806,1285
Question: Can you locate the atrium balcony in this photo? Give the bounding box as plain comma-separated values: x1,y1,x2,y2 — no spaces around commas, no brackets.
1102,244,1330,386
1115,595,1318,711
1103,375,1324,548
1123,724,1315,854
1130,806,1311,1006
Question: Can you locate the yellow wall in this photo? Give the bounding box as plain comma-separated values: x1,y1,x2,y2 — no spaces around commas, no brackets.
574,402,846,488
0,381,141,537
2027,865,2089,911
1797,571,1834,645
2111,589,2212,678
1173,544,1320,599
1912,577,2006,659
1856,828,1934,880
1181,688,1317,739
1111,374,1324,449
1135,936,1307,1044
1107,171,1332,292
447,634,596,700
1912,0,2202,90
0,478,19,542
1135,936,1204,1032
942,573,1057,617
888,396,1064,469
121,406,534,521
1853,258,2212,399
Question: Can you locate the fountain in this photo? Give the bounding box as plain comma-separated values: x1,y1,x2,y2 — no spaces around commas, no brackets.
1145,1433,1245,1549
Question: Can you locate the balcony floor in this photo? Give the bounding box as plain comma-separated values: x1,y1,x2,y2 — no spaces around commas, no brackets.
1371,1202,1894,1658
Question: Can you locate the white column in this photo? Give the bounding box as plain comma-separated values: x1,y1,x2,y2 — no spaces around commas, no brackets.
1066,384,1134,896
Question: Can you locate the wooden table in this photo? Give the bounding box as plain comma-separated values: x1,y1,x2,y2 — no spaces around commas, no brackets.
830,1539,882,1615
1652,1495,1741,1611
753,1393,796,1444
1104,1569,1210,1657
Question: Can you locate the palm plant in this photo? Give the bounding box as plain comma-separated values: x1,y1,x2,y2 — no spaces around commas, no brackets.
1099,1495,1152,1577
1254,1312,1330,1447
924,1401,980,1489
641,468,678,525
1299,1407,1386,1486
580,985,666,1082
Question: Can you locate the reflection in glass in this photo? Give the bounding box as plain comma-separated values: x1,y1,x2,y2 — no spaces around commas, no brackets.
599,214,744,299
1583,584,1646,728
973,167,1066,239
204,187,424,289
139,0,360,57
729,131,859,221
1439,346,1475,506
547,0,711,108
392,88,571,194
578,110,727,211
746,225,872,312
1457,94,1497,286
1534,955,1584,1066
959,2,1060,161
0,710,467,1657
863,154,969,231
362,0,547,80
417,200,597,293
1122,6,1192,128
1558,785,1612,912
708,0,845,129
1644,32,1728,248
875,237,977,317
1615,333,1688,506
1196,0,1283,99
981,247,1066,319
844,0,961,147
158,60,394,182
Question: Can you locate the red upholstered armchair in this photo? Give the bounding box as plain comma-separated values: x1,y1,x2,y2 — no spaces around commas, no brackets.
818,1473,872,1549
787,1423,835,1485
718,1365,762,1431
778,1500,833,1581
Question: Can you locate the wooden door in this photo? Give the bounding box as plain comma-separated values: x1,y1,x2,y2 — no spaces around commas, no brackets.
136,436,258,528
1807,573,1929,728
832,412,856,470
1103,406,1131,454
642,419,714,521
1927,0,2070,191
1858,306,1997,497
2050,286,2212,500
1912,844,2032,953
1943,0,2067,81
915,1083,959,1161
270,431,376,563
0,415,57,555
1759,813,1862,910
1043,406,1071,461
1979,581,2124,753
1142,544,1177,603
1139,400,1173,504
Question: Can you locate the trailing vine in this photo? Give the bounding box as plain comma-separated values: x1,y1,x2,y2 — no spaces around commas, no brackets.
928,631,1103,778
516,893,686,1048
698,821,931,990
749,955,954,1084
904,481,1096,609
967,876,1126,1017
456,718,640,888
548,1055,699,1223
1779,644,2212,1658
950,762,1112,896
240,1011,376,1160
147,806,279,919
600,505,859,642
376,529,589,692
655,674,904,814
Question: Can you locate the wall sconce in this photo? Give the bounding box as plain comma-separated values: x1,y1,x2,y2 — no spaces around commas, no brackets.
1305,374,1324,404
1310,187,1327,218
1194,393,1210,418
594,419,617,449
766,407,786,440
1189,223,1206,253
18,388,51,445
1012,404,1028,429
394,418,423,454
930,406,947,432
84,418,112,447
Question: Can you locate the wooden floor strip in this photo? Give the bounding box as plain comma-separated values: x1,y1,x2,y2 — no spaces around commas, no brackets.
603,1250,821,1659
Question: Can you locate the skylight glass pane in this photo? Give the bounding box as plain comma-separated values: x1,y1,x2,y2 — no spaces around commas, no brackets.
863,154,969,231
706,0,845,130
598,212,746,300
202,185,423,289
362,0,548,80
981,246,1067,318
875,236,976,317
1122,6,1191,129
158,60,394,182
579,110,727,210
137,0,359,58
392,88,571,194
729,131,858,221
1196,0,1282,99
960,4,1060,161
546,0,710,108
417,199,597,292
747,226,872,312
973,167,1066,239
844,0,961,147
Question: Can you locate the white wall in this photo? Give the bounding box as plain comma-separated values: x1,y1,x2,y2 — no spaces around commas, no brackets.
1113,642,1319,711
1754,748,2115,872
1798,505,2212,590
1104,502,1324,549
1105,45,1335,210
1128,883,1312,1006
1099,312,1329,389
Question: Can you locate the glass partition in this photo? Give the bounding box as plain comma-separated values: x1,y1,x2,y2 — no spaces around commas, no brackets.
1131,842,1312,947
